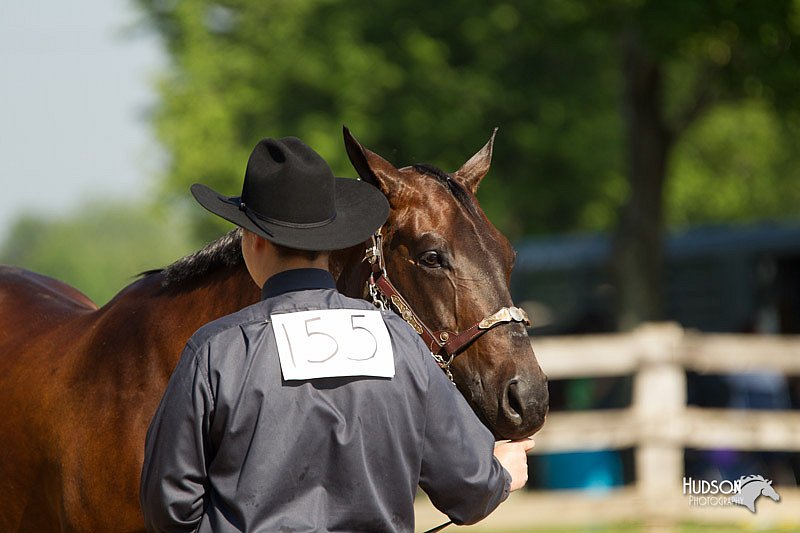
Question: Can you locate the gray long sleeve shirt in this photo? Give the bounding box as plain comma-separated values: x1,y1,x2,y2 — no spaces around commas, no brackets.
140,268,510,532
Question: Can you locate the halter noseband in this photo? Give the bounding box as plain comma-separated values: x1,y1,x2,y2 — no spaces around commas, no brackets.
364,229,531,381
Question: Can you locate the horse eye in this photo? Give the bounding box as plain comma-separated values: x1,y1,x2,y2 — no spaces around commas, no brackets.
417,250,442,269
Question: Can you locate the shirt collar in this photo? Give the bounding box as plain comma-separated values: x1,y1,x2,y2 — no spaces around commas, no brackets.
261,268,337,300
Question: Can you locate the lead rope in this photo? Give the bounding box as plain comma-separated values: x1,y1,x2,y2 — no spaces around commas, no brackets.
366,234,455,532
368,278,389,311
366,230,525,533
422,520,452,533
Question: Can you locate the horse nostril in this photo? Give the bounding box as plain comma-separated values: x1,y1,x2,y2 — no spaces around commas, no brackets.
498,376,548,439
497,375,549,439
505,380,523,420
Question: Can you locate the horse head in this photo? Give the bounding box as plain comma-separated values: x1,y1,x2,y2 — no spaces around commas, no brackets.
761,479,780,502
733,475,781,513
342,128,548,439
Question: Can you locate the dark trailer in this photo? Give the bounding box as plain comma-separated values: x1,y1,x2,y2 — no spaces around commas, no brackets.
512,222,800,335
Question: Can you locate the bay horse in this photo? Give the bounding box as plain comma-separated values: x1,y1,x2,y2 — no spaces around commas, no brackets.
0,129,548,531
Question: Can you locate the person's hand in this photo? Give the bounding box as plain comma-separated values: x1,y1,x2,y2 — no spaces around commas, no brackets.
493,438,535,492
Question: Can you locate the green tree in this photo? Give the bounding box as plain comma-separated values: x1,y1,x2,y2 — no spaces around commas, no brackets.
597,1,800,328
0,202,197,305
668,101,800,226
136,0,624,241
135,0,800,328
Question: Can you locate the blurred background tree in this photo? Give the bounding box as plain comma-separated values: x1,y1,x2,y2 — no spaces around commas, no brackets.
131,0,800,328
599,1,800,328
134,0,627,240
0,202,194,304
3,0,799,321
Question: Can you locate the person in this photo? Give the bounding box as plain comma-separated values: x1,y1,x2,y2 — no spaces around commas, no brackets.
139,136,534,532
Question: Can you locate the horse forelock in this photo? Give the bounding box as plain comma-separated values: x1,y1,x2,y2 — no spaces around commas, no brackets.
142,228,244,288
411,163,480,217
406,163,513,271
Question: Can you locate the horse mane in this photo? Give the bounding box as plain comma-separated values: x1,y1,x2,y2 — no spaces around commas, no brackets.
412,164,479,216
141,228,244,288
739,474,768,486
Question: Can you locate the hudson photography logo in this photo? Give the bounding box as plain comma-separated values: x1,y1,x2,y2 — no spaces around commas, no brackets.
683,475,781,513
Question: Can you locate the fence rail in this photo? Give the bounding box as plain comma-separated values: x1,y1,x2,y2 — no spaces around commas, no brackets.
415,323,800,531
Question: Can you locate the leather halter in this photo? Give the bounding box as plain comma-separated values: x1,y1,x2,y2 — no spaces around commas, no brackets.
364,229,531,381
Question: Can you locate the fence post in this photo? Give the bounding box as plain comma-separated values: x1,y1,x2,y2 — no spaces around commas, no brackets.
632,322,686,526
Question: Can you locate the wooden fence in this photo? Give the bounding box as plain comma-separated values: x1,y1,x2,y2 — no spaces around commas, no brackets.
415,323,800,531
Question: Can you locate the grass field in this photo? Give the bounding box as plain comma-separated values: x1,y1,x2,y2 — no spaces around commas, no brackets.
415,487,800,533
463,525,800,533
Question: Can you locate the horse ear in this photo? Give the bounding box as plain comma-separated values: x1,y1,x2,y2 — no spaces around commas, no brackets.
343,126,402,198
452,127,497,194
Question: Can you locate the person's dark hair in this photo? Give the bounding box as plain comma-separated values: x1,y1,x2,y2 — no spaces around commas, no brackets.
272,243,325,261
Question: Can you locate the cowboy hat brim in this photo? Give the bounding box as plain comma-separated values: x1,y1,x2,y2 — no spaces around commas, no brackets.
191,178,389,251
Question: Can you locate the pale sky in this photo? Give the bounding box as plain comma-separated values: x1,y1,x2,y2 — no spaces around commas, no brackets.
0,0,164,242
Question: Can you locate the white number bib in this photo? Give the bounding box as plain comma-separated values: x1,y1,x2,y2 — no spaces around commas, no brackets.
272,309,395,380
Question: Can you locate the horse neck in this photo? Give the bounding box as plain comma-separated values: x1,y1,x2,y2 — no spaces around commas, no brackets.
143,249,374,380
155,263,261,329
132,245,368,380
137,245,365,345
106,263,261,379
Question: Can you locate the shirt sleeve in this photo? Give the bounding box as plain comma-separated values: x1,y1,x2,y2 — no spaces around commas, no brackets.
140,340,215,532
418,351,512,525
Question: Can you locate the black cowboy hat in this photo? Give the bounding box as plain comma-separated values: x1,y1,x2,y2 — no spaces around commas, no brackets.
191,136,389,251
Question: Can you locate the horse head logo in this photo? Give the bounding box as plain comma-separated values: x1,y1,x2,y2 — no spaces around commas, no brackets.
730,475,781,513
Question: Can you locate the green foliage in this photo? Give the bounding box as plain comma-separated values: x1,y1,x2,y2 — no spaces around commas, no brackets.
7,0,797,310
668,100,800,226
136,0,626,242
0,202,198,305
134,0,800,246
